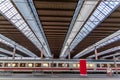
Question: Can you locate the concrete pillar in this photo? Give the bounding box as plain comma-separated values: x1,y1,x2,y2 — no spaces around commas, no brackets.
68,48,71,59
68,53,71,59
60,57,65,59
113,55,118,75
94,47,98,60
12,45,16,60
41,47,43,59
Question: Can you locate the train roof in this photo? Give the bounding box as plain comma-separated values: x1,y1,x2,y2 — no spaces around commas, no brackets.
0,58,118,62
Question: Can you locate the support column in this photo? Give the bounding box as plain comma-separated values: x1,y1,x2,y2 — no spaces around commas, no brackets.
40,46,43,59
113,55,118,75
68,53,71,59
68,47,71,59
60,57,65,59
94,46,98,60
12,45,16,60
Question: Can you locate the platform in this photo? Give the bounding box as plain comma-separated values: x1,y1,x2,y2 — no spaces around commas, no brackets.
0,74,120,80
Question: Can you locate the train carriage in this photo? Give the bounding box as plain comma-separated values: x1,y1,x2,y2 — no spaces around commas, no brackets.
0,59,119,73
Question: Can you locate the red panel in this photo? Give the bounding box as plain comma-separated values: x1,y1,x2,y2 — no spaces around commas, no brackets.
80,59,87,76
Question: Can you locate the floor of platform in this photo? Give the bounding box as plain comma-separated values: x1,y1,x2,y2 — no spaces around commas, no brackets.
0,78,120,80
0,73,120,80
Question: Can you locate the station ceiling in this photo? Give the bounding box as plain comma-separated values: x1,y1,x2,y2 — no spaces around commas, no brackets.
0,0,120,59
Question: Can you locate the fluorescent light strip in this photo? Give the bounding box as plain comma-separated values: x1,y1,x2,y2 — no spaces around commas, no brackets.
0,34,37,57
60,0,99,58
74,30,120,58
102,52,120,59
0,54,7,57
0,0,51,57
0,48,22,57
88,46,120,58
13,0,52,57
116,56,120,59
0,57,41,59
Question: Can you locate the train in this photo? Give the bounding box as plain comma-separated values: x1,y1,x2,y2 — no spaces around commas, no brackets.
0,59,119,73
